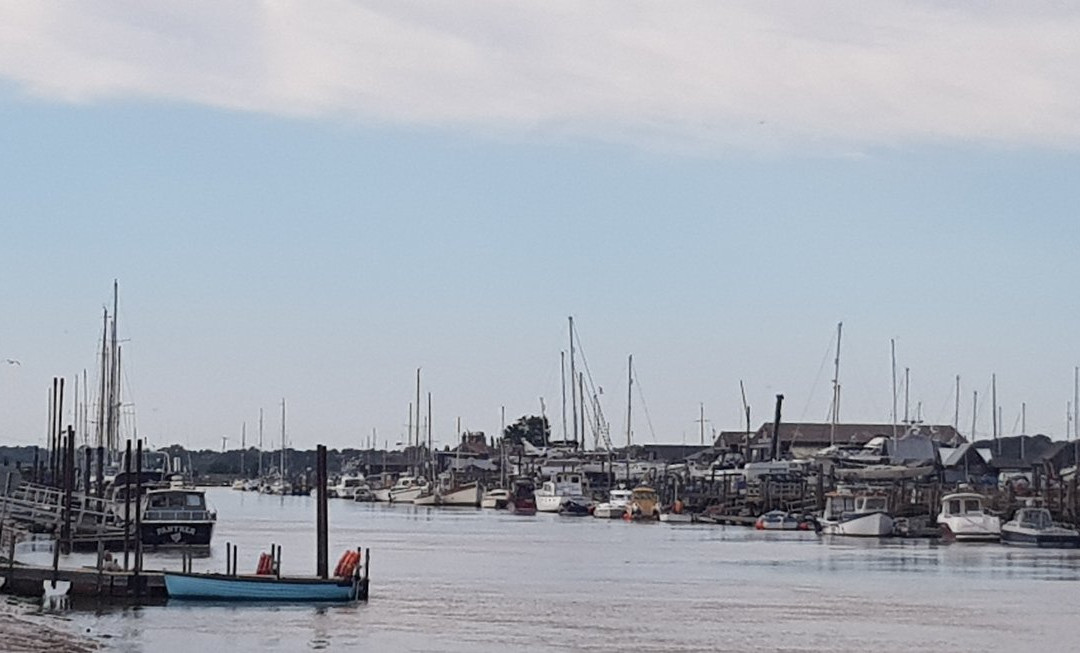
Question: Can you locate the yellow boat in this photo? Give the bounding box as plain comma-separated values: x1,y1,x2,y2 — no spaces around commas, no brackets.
627,486,660,520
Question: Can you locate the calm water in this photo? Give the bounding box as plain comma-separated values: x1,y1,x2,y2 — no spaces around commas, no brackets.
56,488,1080,651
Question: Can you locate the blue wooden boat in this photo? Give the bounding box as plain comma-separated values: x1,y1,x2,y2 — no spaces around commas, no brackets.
163,572,366,602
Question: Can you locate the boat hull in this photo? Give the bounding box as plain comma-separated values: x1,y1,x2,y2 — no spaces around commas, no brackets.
659,513,693,524
820,512,893,537
1001,527,1080,548
938,517,1001,542
388,487,426,504
164,573,362,602
140,521,214,549
592,503,628,519
535,495,564,513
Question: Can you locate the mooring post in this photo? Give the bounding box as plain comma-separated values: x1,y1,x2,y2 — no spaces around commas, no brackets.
316,444,329,579
225,542,231,575
83,447,92,498
770,394,784,461
134,438,143,579
63,427,75,555
122,439,132,572
95,446,105,505
232,544,238,577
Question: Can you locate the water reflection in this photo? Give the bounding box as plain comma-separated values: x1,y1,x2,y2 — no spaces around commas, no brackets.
57,488,1080,652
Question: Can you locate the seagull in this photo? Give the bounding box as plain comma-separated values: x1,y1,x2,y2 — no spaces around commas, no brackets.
3,359,20,366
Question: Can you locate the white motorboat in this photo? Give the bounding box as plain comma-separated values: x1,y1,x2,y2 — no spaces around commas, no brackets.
819,489,893,537
1001,507,1080,548
937,492,1000,542
535,471,589,513
593,488,632,519
481,488,511,509
755,510,810,531
329,474,369,500
375,476,430,504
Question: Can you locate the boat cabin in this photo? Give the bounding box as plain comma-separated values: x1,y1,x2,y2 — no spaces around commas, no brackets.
545,472,586,496
1014,507,1053,530
941,493,987,517
142,489,214,522
629,485,659,518
825,492,888,519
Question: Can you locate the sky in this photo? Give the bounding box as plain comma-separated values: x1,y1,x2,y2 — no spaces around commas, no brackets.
1,2,1079,451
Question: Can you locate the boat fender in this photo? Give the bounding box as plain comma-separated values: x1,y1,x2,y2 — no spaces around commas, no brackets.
673,500,684,515
257,552,273,575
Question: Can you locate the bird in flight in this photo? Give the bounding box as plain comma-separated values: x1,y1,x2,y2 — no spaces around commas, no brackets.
4,359,21,366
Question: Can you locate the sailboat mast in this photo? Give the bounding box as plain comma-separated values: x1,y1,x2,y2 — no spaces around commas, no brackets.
108,280,119,453
1067,366,1075,442
280,398,286,477
971,391,978,441
954,375,961,432
560,351,568,441
992,373,998,454
415,368,421,470
699,402,705,446
739,380,751,459
569,317,578,448
830,321,842,446
890,339,898,439
903,367,910,425
258,408,264,477
97,308,107,450
625,354,633,449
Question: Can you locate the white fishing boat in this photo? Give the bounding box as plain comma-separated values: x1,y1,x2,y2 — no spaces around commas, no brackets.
535,471,589,513
937,492,1000,542
818,489,893,537
374,476,430,504
1001,507,1080,548
480,488,511,509
592,488,632,519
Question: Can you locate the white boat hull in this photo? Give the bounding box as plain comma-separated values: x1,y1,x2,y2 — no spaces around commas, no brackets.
536,495,568,513
659,513,693,524
821,512,893,537
389,487,426,504
938,515,1001,542
592,504,626,519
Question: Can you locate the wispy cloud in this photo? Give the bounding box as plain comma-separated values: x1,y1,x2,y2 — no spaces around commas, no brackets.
1,1,1078,152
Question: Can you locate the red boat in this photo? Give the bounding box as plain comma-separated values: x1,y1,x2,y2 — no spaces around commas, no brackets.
508,478,537,515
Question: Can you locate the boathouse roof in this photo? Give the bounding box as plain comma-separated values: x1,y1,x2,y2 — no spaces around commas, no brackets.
744,422,965,449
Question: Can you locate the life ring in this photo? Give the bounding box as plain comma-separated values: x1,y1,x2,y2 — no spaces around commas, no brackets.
333,550,352,577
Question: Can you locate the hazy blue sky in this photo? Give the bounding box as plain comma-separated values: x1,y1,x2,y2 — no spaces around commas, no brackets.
1,3,1079,451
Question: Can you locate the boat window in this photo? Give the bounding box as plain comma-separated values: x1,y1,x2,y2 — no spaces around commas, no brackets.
1020,510,1051,529
570,476,580,483
963,499,981,513
863,497,886,511
948,499,961,514
185,494,204,508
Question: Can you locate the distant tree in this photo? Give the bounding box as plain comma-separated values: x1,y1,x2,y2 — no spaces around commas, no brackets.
502,415,550,447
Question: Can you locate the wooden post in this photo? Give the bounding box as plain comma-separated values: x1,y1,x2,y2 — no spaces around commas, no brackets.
122,439,131,571
316,444,329,579
134,438,143,577
95,446,105,503
83,447,92,496
63,427,75,555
